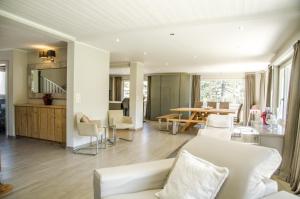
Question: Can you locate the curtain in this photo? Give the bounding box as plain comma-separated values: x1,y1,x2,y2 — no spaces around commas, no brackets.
243,74,256,125
280,40,300,193
259,72,266,111
114,77,122,101
145,76,151,120
191,75,201,107
266,65,272,107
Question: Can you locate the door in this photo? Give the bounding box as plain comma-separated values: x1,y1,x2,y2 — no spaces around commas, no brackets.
0,64,6,135
27,107,40,138
15,106,27,136
160,74,180,115
150,75,161,120
39,108,55,141
54,108,66,143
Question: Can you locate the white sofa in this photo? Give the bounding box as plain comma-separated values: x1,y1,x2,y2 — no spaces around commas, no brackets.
94,136,282,199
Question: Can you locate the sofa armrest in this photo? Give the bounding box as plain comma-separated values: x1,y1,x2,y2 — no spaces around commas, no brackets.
262,178,278,197
93,158,174,199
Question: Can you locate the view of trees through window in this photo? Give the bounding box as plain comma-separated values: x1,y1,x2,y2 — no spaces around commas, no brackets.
200,79,244,104
122,80,148,99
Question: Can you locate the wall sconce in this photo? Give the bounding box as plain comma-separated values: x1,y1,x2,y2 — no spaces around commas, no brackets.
39,50,56,62
47,50,56,62
39,51,47,58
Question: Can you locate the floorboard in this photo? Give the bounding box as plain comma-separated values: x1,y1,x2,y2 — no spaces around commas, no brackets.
0,121,194,199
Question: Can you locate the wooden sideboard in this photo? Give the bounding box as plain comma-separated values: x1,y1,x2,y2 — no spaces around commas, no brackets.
15,104,66,144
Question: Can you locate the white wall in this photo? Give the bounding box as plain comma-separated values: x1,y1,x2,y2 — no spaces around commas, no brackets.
67,41,109,147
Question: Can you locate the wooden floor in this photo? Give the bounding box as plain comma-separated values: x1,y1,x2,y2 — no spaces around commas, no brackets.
0,121,195,199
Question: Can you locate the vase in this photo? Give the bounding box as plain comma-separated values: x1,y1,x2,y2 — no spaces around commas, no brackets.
43,94,53,105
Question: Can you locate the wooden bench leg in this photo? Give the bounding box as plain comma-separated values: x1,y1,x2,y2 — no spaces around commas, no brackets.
158,118,162,130
172,121,179,135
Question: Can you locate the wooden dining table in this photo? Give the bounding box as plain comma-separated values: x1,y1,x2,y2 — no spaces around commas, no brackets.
170,107,236,131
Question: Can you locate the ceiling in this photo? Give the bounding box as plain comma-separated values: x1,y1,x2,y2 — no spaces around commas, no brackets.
0,16,66,50
0,0,299,73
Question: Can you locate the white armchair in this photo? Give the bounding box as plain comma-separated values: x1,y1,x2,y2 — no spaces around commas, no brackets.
198,114,234,140
75,113,106,155
108,110,134,143
94,136,282,199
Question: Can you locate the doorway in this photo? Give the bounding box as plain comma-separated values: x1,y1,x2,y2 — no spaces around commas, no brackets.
0,62,7,136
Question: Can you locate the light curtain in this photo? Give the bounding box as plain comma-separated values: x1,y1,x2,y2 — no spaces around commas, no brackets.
259,72,266,111
114,77,122,101
265,65,272,107
191,75,201,107
280,40,300,193
145,76,151,120
243,74,256,125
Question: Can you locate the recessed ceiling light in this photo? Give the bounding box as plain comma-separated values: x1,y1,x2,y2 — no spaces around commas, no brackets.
238,26,244,31
116,38,120,42
143,52,147,55
165,62,169,66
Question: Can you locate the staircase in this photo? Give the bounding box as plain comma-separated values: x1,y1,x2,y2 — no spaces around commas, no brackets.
40,76,66,94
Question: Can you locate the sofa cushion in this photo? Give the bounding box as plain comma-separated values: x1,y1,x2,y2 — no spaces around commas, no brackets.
207,114,233,128
103,189,161,199
156,150,229,199
198,127,232,141
182,136,281,199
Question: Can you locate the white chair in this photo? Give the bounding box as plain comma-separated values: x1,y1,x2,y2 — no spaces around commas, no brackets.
198,114,234,140
94,136,282,199
108,110,134,144
75,113,107,155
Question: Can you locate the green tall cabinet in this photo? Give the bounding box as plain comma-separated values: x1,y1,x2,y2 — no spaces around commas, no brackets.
148,73,191,120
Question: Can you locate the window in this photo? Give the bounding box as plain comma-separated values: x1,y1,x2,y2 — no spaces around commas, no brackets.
200,79,245,105
122,80,130,98
0,71,5,95
122,80,148,100
278,63,291,120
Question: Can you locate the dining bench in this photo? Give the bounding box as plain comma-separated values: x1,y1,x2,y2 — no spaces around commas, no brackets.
156,114,181,131
167,118,206,134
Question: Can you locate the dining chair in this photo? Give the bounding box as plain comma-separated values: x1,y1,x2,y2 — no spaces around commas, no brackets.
234,104,243,124
207,101,217,108
219,102,229,109
194,101,203,108
74,113,107,155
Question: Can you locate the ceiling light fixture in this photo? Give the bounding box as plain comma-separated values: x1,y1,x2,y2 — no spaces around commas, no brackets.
238,26,244,31
116,38,120,42
143,52,147,55
193,56,198,59
165,62,169,66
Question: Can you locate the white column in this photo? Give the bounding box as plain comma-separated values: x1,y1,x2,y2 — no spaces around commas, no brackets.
129,62,144,129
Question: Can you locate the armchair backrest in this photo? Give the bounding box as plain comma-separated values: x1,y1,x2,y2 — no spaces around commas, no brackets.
108,110,123,126
76,112,84,125
207,114,233,129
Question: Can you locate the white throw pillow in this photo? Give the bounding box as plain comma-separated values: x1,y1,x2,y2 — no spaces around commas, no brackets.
156,150,229,199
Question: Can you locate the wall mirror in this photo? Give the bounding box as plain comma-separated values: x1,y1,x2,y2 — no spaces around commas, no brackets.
28,62,67,99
